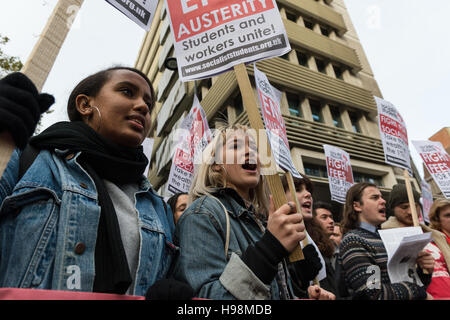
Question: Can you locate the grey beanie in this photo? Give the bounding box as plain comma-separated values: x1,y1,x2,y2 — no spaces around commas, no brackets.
386,184,420,218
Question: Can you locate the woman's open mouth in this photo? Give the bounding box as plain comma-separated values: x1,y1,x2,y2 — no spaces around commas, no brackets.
242,161,257,172
302,201,312,212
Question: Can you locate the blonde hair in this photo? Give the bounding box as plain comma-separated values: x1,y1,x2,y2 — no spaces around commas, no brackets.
429,199,450,231
189,123,269,217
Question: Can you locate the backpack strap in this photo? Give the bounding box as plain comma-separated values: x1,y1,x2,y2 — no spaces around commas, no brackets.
18,144,39,180
210,195,231,259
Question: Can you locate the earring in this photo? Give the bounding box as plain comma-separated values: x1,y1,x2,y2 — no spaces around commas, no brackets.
87,105,102,132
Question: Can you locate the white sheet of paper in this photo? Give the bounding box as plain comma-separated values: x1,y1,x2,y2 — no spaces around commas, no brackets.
300,233,327,282
379,227,432,284
387,232,432,285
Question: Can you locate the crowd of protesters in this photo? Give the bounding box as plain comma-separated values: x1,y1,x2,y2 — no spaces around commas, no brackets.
0,68,449,300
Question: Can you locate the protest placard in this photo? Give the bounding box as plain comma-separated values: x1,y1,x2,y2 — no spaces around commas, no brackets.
421,180,433,223
142,137,155,178
165,0,291,81
106,0,158,30
166,95,211,196
323,144,354,204
375,96,411,172
254,65,301,179
413,140,450,199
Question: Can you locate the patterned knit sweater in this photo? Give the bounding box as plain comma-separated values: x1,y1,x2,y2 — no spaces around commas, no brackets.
338,227,428,300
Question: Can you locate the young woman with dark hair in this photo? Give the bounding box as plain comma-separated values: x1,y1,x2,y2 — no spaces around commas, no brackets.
0,69,187,297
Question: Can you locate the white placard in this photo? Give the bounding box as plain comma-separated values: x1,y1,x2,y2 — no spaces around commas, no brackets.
165,0,291,81
254,65,301,178
375,96,411,173
421,180,433,223
166,95,211,196
413,140,450,199
323,145,354,204
106,0,158,31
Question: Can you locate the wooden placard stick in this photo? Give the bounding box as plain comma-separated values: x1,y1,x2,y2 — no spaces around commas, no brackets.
403,169,429,274
234,63,304,262
403,169,420,227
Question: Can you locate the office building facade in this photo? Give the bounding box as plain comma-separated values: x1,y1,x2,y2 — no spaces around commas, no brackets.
135,0,421,218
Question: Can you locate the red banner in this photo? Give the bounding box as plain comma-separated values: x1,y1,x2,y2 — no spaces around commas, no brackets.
0,288,144,300
167,0,275,41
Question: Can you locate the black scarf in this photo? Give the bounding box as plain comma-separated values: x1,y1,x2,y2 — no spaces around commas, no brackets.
30,121,149,294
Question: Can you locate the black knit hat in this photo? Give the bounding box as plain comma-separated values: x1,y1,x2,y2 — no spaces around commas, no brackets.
386,184,420,217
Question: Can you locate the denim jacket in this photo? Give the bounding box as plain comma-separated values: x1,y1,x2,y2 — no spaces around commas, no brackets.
172,188,293,300
0,148,175,296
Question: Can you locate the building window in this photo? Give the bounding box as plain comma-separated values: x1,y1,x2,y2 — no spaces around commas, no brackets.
286,11,297,23
354,172,383,186
329,106,343,128
304,163,328,179
333,65,344,80
280,52,290,61
320,26,330,37
309,99,323,123
287,92,303,118
204,78,212,89
295,50,308,67
304,19,314,30
348,111,361,133
315,58,327,74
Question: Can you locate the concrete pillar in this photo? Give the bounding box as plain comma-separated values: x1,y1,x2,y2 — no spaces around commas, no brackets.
308,57,318,72
358,114,370,135
340,108,354,132
291,148,306,174
21,0,84,91
280,92,290,115
301,98,313,122
297,15,306,27
322,104,334,127
313,23,322,35
329,30,338,41
325,62,336,78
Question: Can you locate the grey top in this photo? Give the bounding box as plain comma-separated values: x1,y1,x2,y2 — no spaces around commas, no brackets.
104,180,141,295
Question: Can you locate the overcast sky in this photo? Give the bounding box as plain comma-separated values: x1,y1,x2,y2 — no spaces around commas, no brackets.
1,0,449,180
